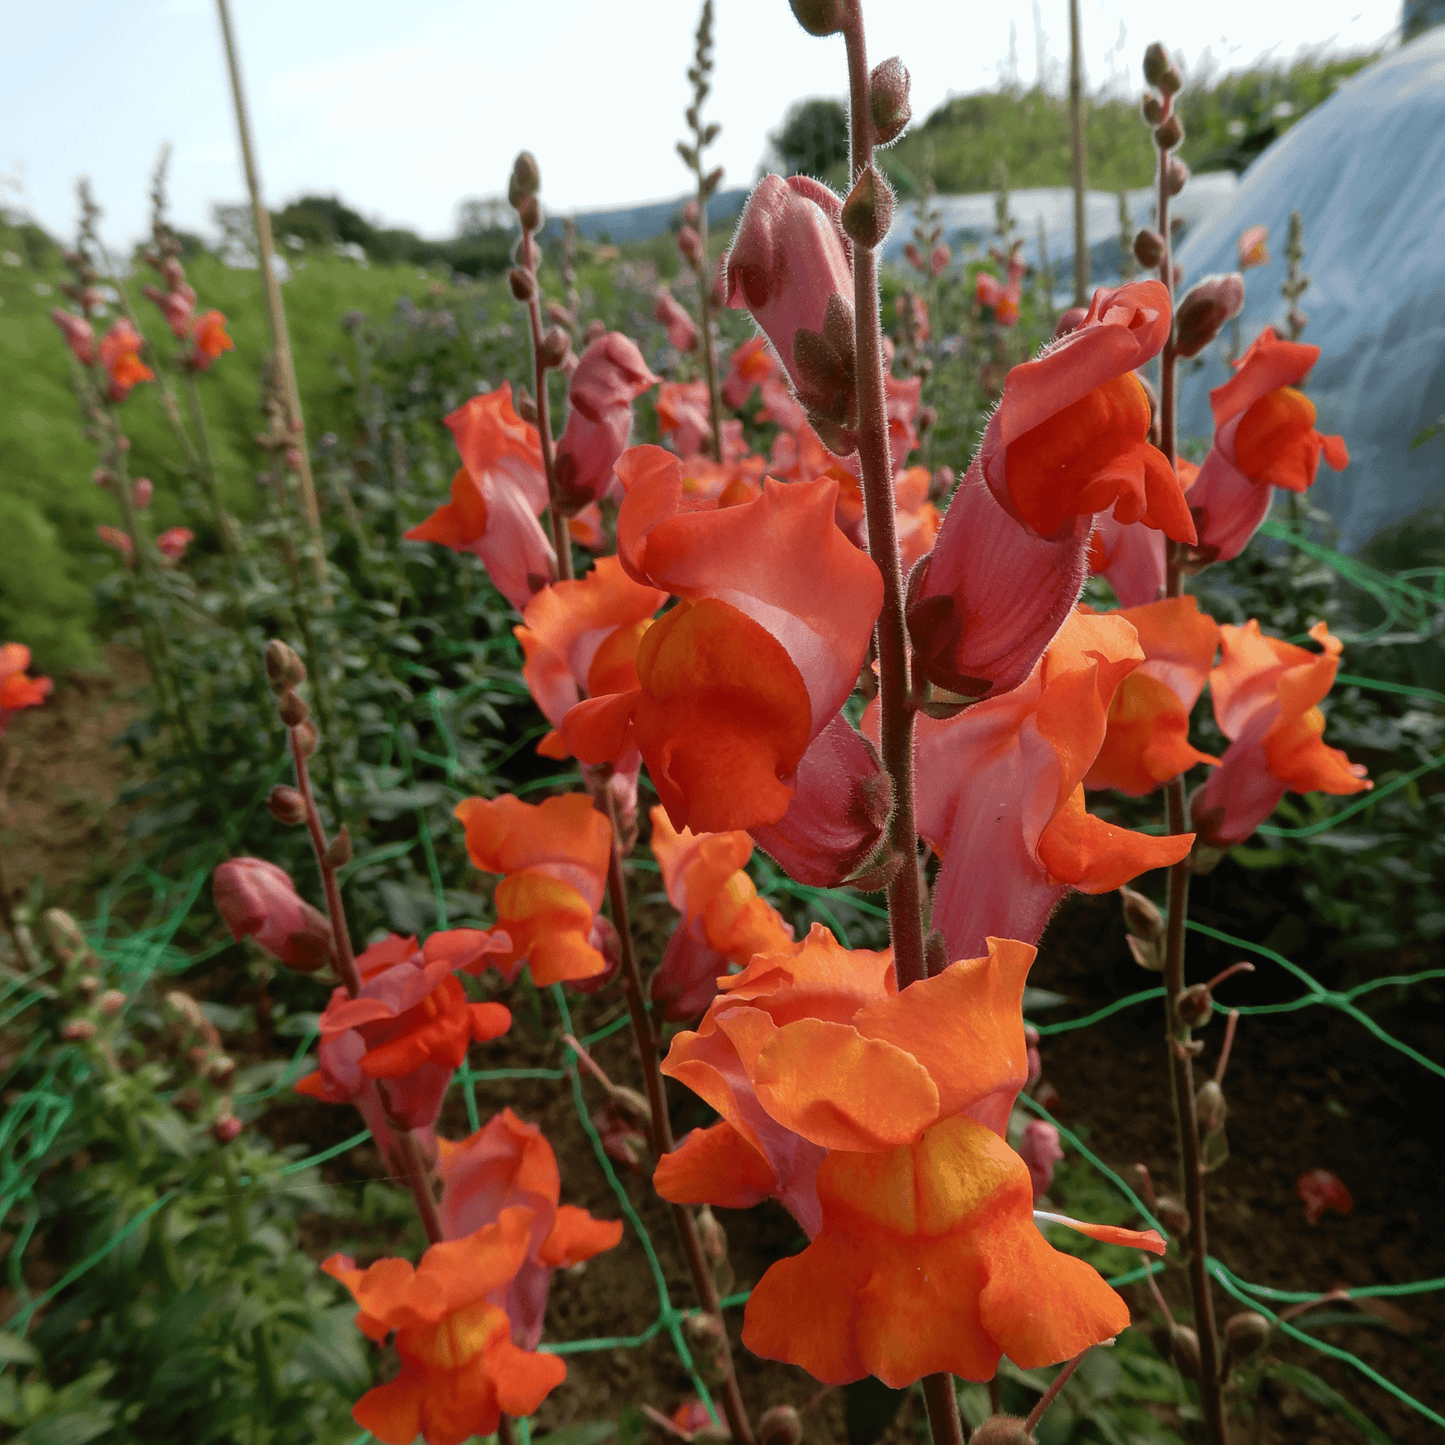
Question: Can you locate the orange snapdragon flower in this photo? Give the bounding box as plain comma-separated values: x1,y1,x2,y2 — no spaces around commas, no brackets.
653,926,1162,1386
648,806,793,1019
1192,620,1369,847
0,644,52,738
438,1109,623,1348
1084,596,1220,796
99,318,155,402
189,309,235,371
454,794,612,984
324,1209,566,1445
1236,225,1270,270
559,446,882,833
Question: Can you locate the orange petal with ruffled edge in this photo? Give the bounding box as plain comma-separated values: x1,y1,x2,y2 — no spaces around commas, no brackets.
1086,671,1218,796
538,1205,624,1266
1265,706,1370,795
406,467,490,547
653,1121,779,1208
742,1114,1130,1387
1038,786,1193,890
444,384,545,505
493,872,606,983
455,794,611,903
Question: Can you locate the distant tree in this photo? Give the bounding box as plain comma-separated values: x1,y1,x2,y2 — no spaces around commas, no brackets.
770,98,850,178
454,197,511,237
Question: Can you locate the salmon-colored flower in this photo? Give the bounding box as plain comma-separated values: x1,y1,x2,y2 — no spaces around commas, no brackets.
155,526,194,564
50,308,95,365
654,289,699,351
1192,620,1369,847
656,379,715,459
722,334,777,408
1019,1119,1064,1201
558,446,882,833
324,1209,567,1445
454,794,613,984
189,309,235,371
514,555,666,758
405,384,555,611
725,174,856,449
930,241,952,277
142,281,197,340
0,644,52,738
554,332,660,510
296,930,513,1129
982,281,1192,544
1083,596,1219,796
100,318,155,402
213,857,336,972
1237,225,1270,270
438,1109,623,1347
96,525,135,564
903,609,1195,960
830,465,937,570
1188,328,1349,563
648,806,793,1019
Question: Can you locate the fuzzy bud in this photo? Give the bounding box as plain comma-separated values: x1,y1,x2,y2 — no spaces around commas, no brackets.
758,1406,804,1445
1154,114,1184,151
1142,93,1166,124
276,688,310,728
514,386,539,424
323,826,352,869
1133,229,1165,269
44,908,88,964
676,223,704,270
842,164,894,250
1176,983,1213,1030
293,720,319,758
212,1113,243,1145
970,1420,1035,1445
681,1312,729,1385
539,325,571,370
209,1054,236,1088
703,166,724,197
98,989,126,1016
694,1204,733,1294
264,640,306,692
266,785,307,826
1224,1311,1271,1362
1195,1078,1227,1133
583,319,607,347
1121,886,1165,943
1142,43,1181,91
61,1018,98,1041
133,478,153,509
1169,1325,1202,1380
516,195,542,235
869,57,912,146
508,267,536,303
508,151,541,208
1156,1194,1190,1237
1165,156,1190,196
1174,273,1245,357
1127,934,1164,972
76,974,102,1000
789,0,846,35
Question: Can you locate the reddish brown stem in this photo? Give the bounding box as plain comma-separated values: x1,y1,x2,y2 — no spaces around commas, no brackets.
522,233,573,583
1025,1350,1088,1434
694,181,724,464
592,787,754,1445
1214,1009,1240,1086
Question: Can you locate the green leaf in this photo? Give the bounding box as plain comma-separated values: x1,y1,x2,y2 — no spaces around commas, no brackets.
617,1406,647,1445
0,1334,39,1367
289,1306,370,1394
844,1375,909,1445
1266,1363,1395,1445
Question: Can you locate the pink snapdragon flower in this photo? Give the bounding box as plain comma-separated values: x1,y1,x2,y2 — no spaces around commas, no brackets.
553,332,660,510
654,289,699,351
212,857,336,972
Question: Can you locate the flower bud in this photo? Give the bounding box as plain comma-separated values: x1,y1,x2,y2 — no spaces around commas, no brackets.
1169,1325,1202,1379
789,0,846,35
1142,93,1165,124
869,57,912,145
264,640,306,692
133,478,153,509
1165,156,1190,196
1127,934,1164,971
583,319,607,347
971,1420,1035,1445
516,193,542,235
1133,229,1165,268
508,267,536,302
276,688,310,728
212,857,336,972
1154,114,1184,151
842,164,894,250
212,1113,243,1145
539,325,571,370
508,150,541,208
1195,1078,1227,1133
1142,42,1172,87
514,386,539,424
1156,1194,1190,1237
266,785,307,826
1174,273,1245,357
293,719,319,758
703,165,724,196
694,1204,733,1294
44,908,88,964
1176,982,1213,1030
323,825,352,869
682,1312,729,1385
61,1018,98,1041
1019,1119,1063,1201
1224,1311,1271,1362
98,989,126,1016
209,1054,236,1087
76,973,102,1000
1120,886,1165,943
758,1406,804,1445
676,223,704,270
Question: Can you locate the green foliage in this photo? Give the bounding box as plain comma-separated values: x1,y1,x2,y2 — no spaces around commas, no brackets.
771,97,852,178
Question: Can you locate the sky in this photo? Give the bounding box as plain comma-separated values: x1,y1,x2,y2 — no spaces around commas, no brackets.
1,0,1401,251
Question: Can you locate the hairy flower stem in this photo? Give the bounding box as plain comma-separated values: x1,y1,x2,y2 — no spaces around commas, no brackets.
1025,1350,1087,1433
594,786,755,1445
521,241,573,583
1154,109,1229,1445
840,10,956,1445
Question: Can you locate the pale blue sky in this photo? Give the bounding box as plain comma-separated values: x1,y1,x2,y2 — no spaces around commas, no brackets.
1,0,1399,250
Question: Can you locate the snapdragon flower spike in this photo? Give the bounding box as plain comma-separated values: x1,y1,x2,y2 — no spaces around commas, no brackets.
649,805,794,1020
212,857,336,971
905,610,1195,960
405,384,555,611
553,332,661,510
976,248,1025,326
1083,596,1220,797
558,446,883,833
189,310,235,371
1192,620,1369,848
296,929,513,1129
142,281,197,339
0,643,52,738
725,174,857,449
438,1108,623,1348
453,793,613,984
324,1208,567,1445
99,318,155,402
652,926,1161,1386
982,281,1193,544
50,308,96,365
748,710,892,889
1188,327,1349,563
654,289,700,351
